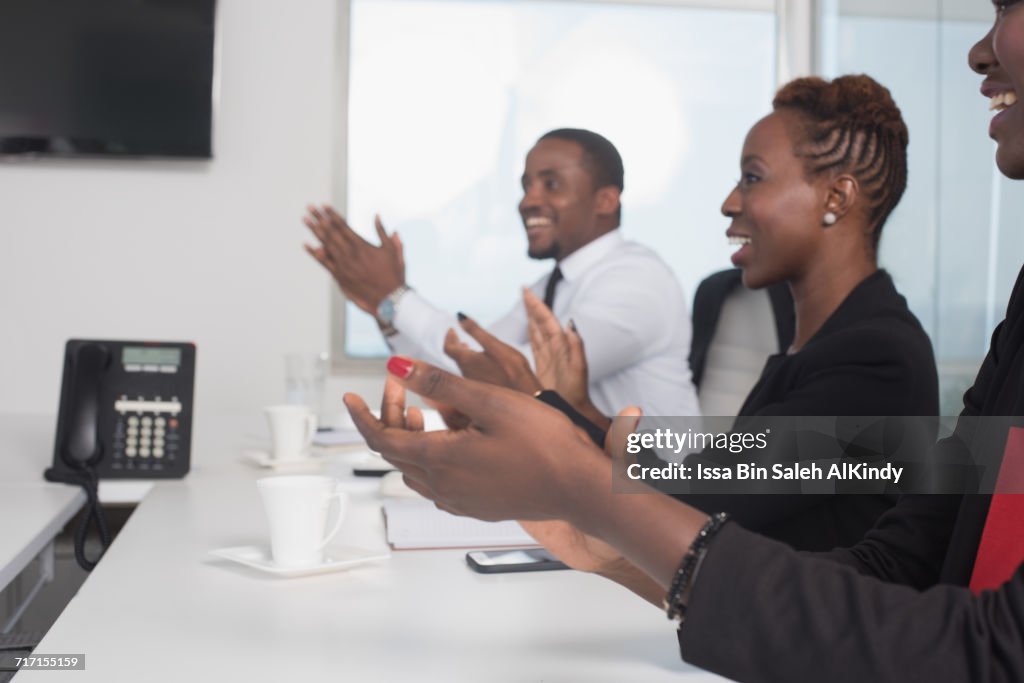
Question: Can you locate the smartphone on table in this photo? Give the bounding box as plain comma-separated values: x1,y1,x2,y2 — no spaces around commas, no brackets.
465,548,569,573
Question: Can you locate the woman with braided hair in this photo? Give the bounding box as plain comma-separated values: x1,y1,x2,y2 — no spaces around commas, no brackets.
724,73,909,297
655,73,941,549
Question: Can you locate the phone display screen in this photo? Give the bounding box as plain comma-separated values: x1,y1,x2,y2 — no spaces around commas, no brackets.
122,347,182,367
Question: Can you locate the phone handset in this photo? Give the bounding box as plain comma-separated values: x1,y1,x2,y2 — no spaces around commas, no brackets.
60,342,111,466
46,342,112,571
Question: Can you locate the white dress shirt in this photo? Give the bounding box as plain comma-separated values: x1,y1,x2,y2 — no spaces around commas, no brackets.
388,229,700,417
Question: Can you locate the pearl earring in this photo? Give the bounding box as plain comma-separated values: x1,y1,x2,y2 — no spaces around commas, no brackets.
823,212,837,226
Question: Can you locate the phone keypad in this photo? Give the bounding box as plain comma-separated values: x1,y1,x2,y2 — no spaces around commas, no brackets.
111,396,183,472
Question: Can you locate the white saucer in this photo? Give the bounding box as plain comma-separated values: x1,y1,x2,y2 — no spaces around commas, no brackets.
209,545,390,578
241,450,322,470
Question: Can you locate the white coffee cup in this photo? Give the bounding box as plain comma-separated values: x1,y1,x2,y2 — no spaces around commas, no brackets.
257,475,348,567
265,405,317,462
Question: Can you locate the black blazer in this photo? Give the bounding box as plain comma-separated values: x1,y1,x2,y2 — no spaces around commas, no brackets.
544,270,939,551
680,270,940,550
677,265,1024,683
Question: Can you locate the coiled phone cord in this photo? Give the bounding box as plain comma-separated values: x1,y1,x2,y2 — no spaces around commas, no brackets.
44,466,111,571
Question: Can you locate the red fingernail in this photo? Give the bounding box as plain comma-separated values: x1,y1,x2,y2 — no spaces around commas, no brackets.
387,356,414,379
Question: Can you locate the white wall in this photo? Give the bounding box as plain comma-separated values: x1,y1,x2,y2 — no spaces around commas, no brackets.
0,0,384,419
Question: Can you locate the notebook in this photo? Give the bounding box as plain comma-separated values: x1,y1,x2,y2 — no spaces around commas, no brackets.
382,500,537,550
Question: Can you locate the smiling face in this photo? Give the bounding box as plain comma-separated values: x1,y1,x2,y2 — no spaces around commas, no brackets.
518,138,612,261
721,111,832,289
971,1,1024,178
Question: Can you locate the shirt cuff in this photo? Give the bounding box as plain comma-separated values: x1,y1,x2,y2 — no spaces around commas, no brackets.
392,289,446,339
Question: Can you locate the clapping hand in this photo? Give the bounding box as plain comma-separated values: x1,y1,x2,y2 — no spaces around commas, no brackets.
302,205,405,314
524,289,610,429
349,361,679,606
343,356,603,522
443,314,543,394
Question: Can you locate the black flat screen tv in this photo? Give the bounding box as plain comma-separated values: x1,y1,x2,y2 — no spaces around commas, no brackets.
0,0,217,159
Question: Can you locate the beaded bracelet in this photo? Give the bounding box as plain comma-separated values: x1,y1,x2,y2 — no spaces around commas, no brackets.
663,512,730,623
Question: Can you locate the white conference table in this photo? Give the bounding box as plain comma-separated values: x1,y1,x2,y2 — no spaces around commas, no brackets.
7,413,731,682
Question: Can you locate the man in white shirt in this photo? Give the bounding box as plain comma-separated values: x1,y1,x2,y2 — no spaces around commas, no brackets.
303,128,698,417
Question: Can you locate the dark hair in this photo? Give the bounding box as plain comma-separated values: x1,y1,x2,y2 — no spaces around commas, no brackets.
539,128,624,222
773,74,909,248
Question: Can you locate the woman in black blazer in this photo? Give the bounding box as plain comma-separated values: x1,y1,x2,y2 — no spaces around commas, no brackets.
344,7,1024,681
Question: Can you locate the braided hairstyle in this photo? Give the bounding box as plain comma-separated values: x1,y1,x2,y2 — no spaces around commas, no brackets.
773,75,909,249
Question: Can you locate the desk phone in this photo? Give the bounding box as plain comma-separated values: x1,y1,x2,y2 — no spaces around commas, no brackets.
50,339,196,480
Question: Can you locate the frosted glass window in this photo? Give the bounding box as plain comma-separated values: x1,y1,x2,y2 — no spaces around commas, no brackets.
344,0,777,357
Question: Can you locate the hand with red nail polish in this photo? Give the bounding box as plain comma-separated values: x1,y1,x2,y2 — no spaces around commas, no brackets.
343,357,608,523
345,359,705,611
387,355,469,430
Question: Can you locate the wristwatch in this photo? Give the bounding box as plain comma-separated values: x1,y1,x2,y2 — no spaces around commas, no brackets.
376,285,411,337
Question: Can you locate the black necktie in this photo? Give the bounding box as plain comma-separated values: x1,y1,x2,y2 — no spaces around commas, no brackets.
543,267,563,309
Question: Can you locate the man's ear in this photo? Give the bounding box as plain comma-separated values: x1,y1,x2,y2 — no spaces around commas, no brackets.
594,186,621,218
825,175,859,223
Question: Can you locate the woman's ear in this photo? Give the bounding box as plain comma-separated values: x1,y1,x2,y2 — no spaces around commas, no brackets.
823,175,859,227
